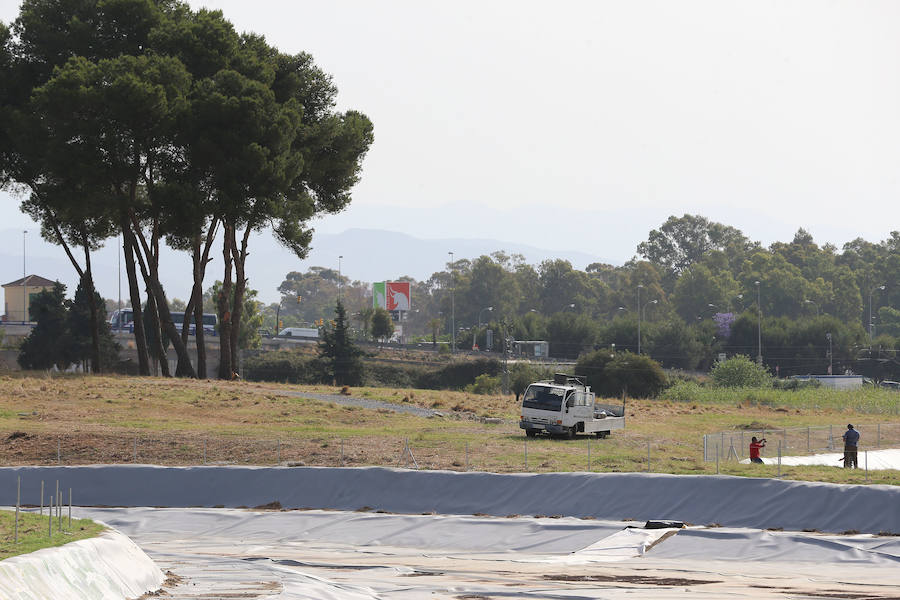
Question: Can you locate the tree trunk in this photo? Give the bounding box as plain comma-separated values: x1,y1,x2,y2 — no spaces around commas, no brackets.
122,224,150,375
229,225,252,377
81,241,102,374
192,221,218,379
144,284,170,377
129,215,197,378
217,222,234,380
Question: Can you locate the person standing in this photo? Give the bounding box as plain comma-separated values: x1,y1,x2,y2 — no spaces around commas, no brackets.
842,424,860,468
749,436,766,464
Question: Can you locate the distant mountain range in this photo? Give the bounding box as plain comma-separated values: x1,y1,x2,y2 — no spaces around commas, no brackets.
0,227,613,306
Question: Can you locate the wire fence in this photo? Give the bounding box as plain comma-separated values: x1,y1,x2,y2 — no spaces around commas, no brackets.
702,422,900,462
2,429,672,474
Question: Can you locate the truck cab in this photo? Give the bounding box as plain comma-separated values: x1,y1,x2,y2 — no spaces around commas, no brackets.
519,373,625,439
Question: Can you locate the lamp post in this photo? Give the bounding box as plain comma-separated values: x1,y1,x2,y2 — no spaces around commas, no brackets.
755,281,762,365
735,293,744,312
338,255,343,301
22,230,27,323
869,284,885,341
475,306,493,350
639,299,657,354
637,284,644,355
826,332,833,375
804,299,819,317
448,251,455,353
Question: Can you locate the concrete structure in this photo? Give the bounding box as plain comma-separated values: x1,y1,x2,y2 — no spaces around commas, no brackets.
2,274,57,323
792,374,864,390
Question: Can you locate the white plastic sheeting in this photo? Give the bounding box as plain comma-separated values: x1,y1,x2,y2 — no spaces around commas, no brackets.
741,447,900,469
73,507,900,600
2,465,899,534
0,528,164,600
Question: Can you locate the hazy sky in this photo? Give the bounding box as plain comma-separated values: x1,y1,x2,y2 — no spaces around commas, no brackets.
2,1,900,296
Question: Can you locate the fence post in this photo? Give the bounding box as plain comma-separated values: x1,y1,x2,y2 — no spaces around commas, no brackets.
715,444,719,474
465,442,469,471
203,440,207,465
740,431,744,457
40,480,44,516
133,437,137,462
777,441,782,478
807,427,810,453
68,488,72,530
57,438,61,464
48,495,52,538
341,438,345,467
587,439,591,472
829,424,834,450
703,434,707,462
865,451,869,483
15,476,20,544
877,423,881,448
524,439,528,471
277,439,281,465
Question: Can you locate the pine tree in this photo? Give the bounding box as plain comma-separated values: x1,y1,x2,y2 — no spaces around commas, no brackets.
317,301,364,386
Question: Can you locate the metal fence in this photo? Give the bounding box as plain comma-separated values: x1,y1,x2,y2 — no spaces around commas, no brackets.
702,422,900,462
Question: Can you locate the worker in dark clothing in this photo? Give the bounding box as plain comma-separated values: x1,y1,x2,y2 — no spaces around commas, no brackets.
842,424,860,468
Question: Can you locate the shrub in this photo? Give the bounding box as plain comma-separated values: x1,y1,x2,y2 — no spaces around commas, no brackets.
663,380,704,403
415,358,501,390
466,374,501,394
598,352,668,398
710,355,771,388
772,377,821,391
243,351,319,384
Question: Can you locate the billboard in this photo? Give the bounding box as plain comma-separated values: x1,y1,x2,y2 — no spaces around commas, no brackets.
373,282,385,309
373,281,411,311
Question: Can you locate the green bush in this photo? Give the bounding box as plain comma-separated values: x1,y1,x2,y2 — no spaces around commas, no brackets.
662,380,704,403
415,358,502,390
509,362,554,401
710,355,771,388
575,349,667,398
599,352,668,398
243,351,319,384
773,377,821,391
466,374,501,394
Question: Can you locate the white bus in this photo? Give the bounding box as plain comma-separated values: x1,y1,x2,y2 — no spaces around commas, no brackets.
109,308,218,336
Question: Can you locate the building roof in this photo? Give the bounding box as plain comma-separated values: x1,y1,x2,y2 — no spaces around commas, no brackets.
2,274,58,288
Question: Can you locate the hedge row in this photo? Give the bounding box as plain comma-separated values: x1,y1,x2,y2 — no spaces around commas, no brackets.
242,350,503,391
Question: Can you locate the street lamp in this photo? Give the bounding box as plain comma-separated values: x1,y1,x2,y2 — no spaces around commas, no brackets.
826,332,833,375
869,284,885,341
338,255,343,301
804,299,819,317
474,306,493,350
755,281,762,365
448,251,455,353
639,299,657,355
636,284,644,355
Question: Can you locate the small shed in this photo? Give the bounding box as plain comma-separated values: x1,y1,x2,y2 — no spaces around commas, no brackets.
512,340,550,358
2,275,57,323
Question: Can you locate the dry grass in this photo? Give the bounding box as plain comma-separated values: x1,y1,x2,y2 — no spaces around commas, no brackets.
0,373,898,485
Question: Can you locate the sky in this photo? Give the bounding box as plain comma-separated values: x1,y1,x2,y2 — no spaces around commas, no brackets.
2,1,900,303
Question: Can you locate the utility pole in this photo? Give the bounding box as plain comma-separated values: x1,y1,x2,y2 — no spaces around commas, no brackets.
755,280,762,365
449,251,455,353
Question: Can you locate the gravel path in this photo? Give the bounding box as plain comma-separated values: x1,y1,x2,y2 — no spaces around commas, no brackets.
264,388,439,418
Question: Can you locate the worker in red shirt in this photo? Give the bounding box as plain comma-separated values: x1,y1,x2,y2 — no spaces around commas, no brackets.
749,436,767,464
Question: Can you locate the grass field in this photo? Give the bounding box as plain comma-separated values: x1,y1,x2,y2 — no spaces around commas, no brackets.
0,372,898,485
0,508,105,560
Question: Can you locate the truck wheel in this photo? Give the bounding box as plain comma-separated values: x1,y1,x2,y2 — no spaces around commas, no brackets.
596,431,609,439
525,429,537,438
565,426,576,440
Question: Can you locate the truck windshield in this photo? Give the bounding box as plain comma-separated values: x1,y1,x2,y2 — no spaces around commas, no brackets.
522,385,564,412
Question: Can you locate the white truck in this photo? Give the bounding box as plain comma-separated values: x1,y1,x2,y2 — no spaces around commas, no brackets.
519,373,625,439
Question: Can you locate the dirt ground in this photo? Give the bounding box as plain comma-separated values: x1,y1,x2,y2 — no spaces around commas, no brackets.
1,373,898,484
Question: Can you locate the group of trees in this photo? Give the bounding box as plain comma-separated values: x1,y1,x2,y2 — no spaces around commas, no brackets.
0,0,372,378
19,281,118,371
270,215,900,380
